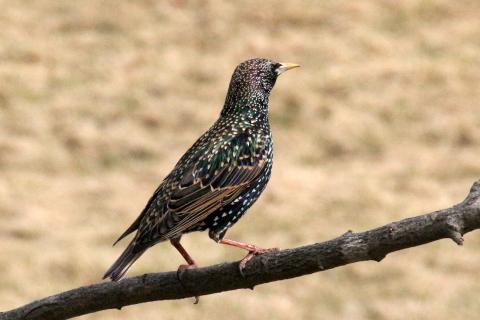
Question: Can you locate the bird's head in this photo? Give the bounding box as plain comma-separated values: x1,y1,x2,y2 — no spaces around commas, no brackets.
230,58,300,96
222,58,299,116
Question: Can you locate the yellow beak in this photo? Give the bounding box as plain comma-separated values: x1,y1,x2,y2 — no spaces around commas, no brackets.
277,62,300,75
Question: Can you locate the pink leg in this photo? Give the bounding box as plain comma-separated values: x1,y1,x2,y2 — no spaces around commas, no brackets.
219,239,279,274
170,238,197,268
170,239,199,304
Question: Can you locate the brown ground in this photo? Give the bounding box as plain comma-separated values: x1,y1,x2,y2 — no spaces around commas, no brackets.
1,1,480,319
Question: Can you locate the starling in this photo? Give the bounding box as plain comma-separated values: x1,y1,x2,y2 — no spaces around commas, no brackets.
103,58,299,281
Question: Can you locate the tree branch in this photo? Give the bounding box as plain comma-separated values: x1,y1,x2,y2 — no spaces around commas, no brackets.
2,179,480,320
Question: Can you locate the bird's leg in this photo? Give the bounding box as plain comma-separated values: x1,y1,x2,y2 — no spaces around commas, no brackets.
170,239,199,304
218,239,279,276
170,238,197,269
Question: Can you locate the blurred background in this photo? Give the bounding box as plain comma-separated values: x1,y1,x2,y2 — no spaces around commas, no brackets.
1,1,480,319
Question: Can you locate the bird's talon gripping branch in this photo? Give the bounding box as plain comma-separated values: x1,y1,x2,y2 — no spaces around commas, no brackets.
238,255,253,277
175,263,196,285
237,247,279,276
172,239,200,303
177,263,198,273
176,264,199,304
219,238,279,275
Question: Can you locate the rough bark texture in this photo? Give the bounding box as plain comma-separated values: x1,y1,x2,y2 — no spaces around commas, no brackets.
2,180,480,320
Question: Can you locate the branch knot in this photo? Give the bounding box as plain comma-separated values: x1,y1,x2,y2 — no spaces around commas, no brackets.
446,217,464,246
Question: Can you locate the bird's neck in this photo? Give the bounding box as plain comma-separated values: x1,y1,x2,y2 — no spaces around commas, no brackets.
221,91,270,120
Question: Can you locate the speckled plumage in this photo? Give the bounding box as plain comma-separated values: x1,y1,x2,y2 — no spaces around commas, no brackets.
104,58,299,281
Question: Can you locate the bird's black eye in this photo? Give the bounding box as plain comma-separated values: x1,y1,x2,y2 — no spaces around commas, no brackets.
272,63,281,72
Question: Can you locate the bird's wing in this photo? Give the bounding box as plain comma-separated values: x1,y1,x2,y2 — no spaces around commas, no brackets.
112,183,166,245
112,124,216,245
137,132,269,243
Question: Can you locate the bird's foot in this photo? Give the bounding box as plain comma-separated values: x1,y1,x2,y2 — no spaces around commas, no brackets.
177,263,198,272
176,264,200,304
238,246,279,277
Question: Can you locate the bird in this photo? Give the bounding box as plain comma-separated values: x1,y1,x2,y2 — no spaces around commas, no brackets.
103,58,299,281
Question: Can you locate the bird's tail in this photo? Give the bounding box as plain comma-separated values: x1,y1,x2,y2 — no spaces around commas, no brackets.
103,240,146,281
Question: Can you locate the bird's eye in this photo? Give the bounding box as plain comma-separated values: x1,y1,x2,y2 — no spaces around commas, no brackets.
272,63,281,71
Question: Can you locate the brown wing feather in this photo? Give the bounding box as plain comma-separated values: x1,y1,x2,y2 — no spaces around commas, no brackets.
161,161,265,239
133,132,268,245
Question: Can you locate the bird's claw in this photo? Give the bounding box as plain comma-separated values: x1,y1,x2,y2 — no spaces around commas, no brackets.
238,247,279,277
176,264,200,304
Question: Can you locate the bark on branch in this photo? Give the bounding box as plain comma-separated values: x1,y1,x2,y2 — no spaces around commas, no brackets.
2,179,480,320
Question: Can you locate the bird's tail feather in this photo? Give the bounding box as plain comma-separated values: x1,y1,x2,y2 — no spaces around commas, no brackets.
103,240,146,281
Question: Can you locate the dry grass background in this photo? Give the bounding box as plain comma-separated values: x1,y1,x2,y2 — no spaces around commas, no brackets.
1,0,480,319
